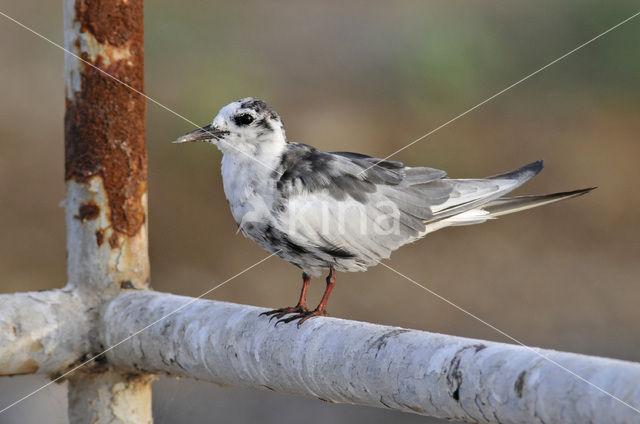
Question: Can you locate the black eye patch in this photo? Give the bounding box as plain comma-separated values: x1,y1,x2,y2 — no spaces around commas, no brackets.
234,113,254,126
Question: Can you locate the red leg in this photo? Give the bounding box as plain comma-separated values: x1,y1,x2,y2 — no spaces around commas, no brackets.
277,268,336,327
314,268,335,315
297,272,311,310
260,273,311,319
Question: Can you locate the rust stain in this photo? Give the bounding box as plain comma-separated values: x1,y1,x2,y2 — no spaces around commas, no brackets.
65,0,146,238
76,0,141,47
75,201,101,222
8,359,40,375
2,341,43,375
30,340,44,354
95,229,105,246
108,233,120,249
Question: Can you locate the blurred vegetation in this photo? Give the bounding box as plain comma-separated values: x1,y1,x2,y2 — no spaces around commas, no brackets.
1,1,639,423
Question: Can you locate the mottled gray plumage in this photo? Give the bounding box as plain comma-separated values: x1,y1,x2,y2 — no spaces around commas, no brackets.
261,141,547,275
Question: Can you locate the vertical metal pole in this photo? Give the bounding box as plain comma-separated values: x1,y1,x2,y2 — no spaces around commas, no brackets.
63,0,152,422
68,372,154,424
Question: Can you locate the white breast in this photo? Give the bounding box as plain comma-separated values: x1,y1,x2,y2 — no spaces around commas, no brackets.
220,150,280,230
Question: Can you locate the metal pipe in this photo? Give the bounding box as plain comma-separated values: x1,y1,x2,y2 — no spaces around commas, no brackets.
103,291,640,424
63,0,151,421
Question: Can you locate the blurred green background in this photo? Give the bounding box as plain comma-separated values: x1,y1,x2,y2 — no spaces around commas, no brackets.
1,1,639,423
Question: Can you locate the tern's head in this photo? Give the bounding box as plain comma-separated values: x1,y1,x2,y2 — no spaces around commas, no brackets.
174,98,286,154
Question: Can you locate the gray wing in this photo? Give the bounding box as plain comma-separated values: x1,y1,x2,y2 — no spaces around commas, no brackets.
276,144,447,201
273,143,542,272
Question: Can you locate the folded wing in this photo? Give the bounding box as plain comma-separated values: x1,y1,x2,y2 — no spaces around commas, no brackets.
273,143,544,273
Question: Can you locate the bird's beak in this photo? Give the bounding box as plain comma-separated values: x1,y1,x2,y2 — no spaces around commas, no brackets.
172,124,229,144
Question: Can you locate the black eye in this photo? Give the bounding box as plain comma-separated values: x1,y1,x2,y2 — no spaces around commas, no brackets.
234,113,254,126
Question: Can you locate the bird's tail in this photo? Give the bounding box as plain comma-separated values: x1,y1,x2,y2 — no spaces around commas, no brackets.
418,161,595,234
480,188,596,217
440,187,595,228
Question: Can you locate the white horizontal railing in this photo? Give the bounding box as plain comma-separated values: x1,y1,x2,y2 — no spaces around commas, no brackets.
95,290,640,424
2,288,639,423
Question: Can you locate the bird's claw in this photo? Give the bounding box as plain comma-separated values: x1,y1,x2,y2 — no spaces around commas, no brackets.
260,306,309,322
275,309,328,327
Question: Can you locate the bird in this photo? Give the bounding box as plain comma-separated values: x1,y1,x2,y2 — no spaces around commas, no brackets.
174,97,594,326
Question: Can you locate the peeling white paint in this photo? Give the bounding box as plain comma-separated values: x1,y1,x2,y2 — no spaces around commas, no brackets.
63,0,82,100
65,179,149,297
62,176,150,422
79,31,132,66
0,289,89,376
68,372,153,424
63,0,133,100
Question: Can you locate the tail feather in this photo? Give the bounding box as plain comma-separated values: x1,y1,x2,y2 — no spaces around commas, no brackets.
481,187,596,217
418,161,594,236
486,159,544,181
426,160,544,222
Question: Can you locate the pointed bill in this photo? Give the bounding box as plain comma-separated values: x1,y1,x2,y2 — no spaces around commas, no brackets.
172,124,229,144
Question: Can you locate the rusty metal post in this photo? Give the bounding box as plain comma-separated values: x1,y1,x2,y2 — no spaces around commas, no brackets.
63,0,152,422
